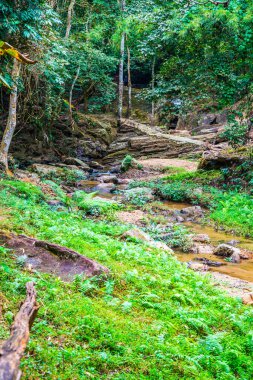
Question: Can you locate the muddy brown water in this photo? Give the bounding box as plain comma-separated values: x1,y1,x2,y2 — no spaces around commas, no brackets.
78,180,115,199
177,222,253,282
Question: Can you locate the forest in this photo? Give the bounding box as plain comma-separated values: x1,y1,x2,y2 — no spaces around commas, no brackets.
0,0,253,379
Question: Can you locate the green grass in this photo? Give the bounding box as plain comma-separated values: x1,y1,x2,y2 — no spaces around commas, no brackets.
0,179,253,379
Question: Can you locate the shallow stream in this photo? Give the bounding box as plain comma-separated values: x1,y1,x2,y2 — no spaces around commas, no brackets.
79,178,253,282
177,222,253,282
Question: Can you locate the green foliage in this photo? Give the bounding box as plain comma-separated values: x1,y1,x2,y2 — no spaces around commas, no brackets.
0,180,44,202
40,168,87,186
221,122,249,147
121,155,143,172
144,223,193,252
121,155,133,172
210,192,253,237
123,187,154,206
72,190,121,216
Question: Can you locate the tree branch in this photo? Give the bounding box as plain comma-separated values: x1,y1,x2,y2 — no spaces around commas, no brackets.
0,282,39,380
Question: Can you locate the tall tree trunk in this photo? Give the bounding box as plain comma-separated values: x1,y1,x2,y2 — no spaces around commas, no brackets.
126,45,132,119
65,0,76,38
0,59,21,174
151,56,156,127
118,31,125,126
69,66,80,128
117,0,126,126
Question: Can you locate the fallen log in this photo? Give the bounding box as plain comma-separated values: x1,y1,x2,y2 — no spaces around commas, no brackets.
0,282,39,380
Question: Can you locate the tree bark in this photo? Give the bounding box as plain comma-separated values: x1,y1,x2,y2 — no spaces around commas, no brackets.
117,0,126,126
0,59,21,174
65,0,76,38
0,282,39,380
69,66,80,128
151,56,156,127
118,32,125,126
126,45,132,118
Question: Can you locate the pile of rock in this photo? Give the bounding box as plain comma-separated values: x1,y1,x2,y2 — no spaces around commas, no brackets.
174,206,204,223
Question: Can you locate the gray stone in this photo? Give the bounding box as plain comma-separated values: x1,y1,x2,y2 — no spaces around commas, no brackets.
94,183,116,193
31,164,60,175
175,216,185,223
193,234,210,243
187,261,209,271
63,157,90,170
214,244,241,258
230,252,241,264
89,161,105,170
121,229,173,254
226,240,240,247
122,228,152,242
98,175,119,184
180,206,203,218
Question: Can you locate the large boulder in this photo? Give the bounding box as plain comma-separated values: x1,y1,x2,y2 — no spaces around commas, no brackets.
214,244,241,258
176,111,227,134
198,112,227,128
199,146,245,170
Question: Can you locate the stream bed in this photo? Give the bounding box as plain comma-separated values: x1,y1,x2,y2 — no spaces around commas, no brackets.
177,222,253,282
79,177,253,283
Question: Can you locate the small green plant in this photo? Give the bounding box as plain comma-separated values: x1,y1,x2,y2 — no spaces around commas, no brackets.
16,255,28,267
123,187,154,206
121,155,143,172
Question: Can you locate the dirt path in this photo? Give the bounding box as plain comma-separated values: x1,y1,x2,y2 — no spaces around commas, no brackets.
137,158,198,171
